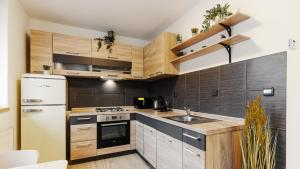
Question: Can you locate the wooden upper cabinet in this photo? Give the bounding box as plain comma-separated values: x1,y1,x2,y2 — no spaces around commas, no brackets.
131,47,144,79
53,33,91,57
143,32,178,78
30,30,53,73
92,40,132,62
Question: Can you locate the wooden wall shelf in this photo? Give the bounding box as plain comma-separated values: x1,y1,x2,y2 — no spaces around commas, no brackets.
171,12,250,52
170,35,250,64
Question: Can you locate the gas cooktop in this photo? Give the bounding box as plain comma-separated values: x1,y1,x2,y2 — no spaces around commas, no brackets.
96,107,127,113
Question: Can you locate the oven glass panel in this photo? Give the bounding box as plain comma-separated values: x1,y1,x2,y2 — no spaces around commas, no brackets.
102,124,126,140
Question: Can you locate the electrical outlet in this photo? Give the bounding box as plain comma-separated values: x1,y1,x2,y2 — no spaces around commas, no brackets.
289,38,297,49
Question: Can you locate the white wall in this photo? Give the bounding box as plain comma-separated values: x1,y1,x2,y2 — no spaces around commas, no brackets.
287,0,300,168
0,0,29,150
29,19,149,47
164,0,288,74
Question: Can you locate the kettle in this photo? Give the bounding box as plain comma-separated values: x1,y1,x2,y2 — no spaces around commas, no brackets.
153,96,167,112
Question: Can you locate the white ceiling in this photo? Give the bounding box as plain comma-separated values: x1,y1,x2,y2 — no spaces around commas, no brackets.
19,0,199,40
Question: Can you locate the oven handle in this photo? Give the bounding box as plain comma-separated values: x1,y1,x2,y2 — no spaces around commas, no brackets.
101,122,128,127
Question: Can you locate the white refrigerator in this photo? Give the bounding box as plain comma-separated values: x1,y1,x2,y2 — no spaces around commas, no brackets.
21,74,67,162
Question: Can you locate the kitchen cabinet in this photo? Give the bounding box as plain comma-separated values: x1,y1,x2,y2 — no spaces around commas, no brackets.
143,124,157,167
131,47,144,79
130,121,136,150
183,142,205,169
30,30,53,73
157,131,182,169
53,33,91,57
92,41,132,62
69,115,97,160
135,121,144,155
143,32,178,78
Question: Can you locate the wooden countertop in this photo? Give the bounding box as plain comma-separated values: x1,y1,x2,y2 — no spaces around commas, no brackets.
69,107,244,135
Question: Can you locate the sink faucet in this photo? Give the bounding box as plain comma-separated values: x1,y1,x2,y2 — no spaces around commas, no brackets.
184,107,191,116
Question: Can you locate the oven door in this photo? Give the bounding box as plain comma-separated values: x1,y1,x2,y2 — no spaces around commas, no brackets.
97,120,130,149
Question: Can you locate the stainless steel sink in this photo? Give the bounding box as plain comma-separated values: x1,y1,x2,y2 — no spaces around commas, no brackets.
165,115,219,125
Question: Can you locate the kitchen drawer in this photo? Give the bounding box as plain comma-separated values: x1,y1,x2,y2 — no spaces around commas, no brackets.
69,115,97,125
183,142,205,169
136,114,157,129
53,69,93,77
71,123,97,142
71,140,96,160
183,129,206,151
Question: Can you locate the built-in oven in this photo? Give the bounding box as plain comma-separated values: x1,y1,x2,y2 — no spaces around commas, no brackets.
97,114,130,149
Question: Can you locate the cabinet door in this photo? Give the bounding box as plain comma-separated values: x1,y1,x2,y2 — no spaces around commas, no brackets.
183,143,205,169
143,124,157,167
53,33,91,57
130,121,136,150
30,30,53,73
71,124,97,142
71,140,97,160
150,34,164,76
136,121,144,155
110,43,132,62
131,47,144,79
157,131,182,169
143,42,152,77
91,39,109,59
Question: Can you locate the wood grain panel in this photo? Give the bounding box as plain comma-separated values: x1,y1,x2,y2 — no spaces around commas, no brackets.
97,144,131,156
71,124,97,142
130,121,136,150
30,30,53,73
219,62,247,118
131,47,144,79
199,67,220,114
53,33,91,57
71,140,97,160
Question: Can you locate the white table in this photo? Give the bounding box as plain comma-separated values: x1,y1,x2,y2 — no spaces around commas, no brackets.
9,160,68,169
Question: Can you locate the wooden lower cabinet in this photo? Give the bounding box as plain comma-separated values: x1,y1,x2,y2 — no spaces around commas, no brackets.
71,124,97,143
143,124,157,167
157,131,182,169
183,143,205,169
71,140,97,160
135,121,144,155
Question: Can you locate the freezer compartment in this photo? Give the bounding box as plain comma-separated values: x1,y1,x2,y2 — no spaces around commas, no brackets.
21,105,66,162
21,77,66,105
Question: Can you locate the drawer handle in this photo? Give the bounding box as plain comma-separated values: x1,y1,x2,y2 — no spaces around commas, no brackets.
66,52,80,55
76,143,92,148
155,71,162,75
168,139,173,143
77,127,92,131
184,148,200,157
107,74,118,77
77,117,92,121
108,56,119,60
183,133,201,141
67,72,80,75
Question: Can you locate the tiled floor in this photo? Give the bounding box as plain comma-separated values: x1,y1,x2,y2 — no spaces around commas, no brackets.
68,154,150,169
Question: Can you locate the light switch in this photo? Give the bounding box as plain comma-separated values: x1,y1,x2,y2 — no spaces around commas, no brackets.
289,38,297,49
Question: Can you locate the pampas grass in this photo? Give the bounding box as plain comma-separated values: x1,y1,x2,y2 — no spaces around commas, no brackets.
241,96,277,169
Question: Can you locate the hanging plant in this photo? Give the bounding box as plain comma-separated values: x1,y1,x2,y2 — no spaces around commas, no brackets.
241,96,277,169
201,3,233,32
94,30,115,53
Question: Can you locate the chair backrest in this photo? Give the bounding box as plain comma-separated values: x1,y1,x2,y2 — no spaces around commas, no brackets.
0,150,39,169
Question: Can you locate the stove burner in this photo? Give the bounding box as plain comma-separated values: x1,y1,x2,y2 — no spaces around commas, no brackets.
96,107,126,112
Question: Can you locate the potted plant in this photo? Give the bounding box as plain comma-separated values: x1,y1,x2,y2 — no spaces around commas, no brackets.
191,28,199,36
241,96,277,169
201,3,233,32
176,33,182,44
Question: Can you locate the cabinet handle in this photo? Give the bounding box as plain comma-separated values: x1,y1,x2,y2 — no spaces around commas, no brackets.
76,143,92,148
108,56,119,60
76,117,92,121
66,52,80,55
168,139,173,143
107,74,118,77
133,76,143,78
77,127,92,131
155,71,162,75
183,133,201,141
184,148,200,157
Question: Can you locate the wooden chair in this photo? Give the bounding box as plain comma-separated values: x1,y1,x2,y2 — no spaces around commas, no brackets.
0,150,39,169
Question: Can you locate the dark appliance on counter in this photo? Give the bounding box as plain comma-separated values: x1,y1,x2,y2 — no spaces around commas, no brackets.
97,113,130,149
153,96,168,112
133,97,153,109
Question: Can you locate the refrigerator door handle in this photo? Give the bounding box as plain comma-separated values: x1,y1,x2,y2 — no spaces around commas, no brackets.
23,99,43,103
23,109,43,113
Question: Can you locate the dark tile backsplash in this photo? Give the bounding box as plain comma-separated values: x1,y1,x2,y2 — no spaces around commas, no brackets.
68,51,287,169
